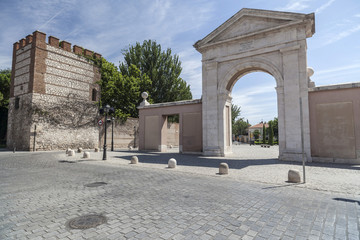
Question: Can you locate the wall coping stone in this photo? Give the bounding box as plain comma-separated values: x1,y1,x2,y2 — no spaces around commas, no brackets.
309,82,360,92
138,99,202,109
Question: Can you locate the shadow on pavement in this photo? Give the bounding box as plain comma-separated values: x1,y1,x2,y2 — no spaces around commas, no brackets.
113,150,360,171
333,197,360,205
114,150,290,170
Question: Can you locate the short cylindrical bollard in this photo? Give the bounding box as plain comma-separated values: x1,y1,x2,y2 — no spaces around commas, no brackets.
219,163,229,175
168,158,177,168
68,150,75,156
131,156,138,164
66,148,71,154
94,148,99,152
77,147,83,153
83,152,90,158
288,169,301,183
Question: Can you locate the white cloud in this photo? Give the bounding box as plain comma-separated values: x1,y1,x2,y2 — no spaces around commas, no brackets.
315,63,360,75
324,24,360,45
315,0,336,14
277,0,310,12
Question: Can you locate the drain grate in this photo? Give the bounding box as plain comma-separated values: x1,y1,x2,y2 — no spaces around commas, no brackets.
84,182,108,187
68,214,106,229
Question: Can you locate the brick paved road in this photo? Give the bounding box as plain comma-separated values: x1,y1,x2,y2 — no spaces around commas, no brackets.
0,151,359,239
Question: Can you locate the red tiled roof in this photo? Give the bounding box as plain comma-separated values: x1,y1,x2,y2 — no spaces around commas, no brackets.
249,123,269,129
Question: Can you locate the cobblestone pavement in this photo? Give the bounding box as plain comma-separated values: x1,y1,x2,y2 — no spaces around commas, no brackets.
0,147,359,240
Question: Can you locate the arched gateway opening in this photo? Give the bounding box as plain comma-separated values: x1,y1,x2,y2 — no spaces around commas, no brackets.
194,8,315,161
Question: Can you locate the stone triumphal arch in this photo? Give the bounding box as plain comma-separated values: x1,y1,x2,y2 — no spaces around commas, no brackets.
194,8,315,161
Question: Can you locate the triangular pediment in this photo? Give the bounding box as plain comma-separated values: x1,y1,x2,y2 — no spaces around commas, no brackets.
210,16,292,43
194,8,314,51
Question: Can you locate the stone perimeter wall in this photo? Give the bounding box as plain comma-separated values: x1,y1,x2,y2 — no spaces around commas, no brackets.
7,31,101,151
309,83,360,164
99,118,139,149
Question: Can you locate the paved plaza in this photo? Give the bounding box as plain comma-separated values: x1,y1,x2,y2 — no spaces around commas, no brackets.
0,145,359,239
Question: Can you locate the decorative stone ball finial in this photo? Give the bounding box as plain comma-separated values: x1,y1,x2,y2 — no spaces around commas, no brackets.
139,92,150,107
141,92,148,99
307,67,315,88
307,67,314,77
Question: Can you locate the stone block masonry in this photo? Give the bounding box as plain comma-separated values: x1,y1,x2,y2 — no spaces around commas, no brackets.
7,30,102,151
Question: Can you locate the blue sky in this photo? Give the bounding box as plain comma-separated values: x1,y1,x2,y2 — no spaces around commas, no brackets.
1,0,359,125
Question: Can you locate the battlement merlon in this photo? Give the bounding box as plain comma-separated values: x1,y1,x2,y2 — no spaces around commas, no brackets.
13,30,102,59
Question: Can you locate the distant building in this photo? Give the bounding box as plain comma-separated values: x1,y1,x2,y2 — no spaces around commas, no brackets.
248,122,269,140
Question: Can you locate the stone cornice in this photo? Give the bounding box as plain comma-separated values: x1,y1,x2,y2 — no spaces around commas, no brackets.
138,99,202,109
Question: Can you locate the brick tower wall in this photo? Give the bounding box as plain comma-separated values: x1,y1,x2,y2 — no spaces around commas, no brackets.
7,31,102,151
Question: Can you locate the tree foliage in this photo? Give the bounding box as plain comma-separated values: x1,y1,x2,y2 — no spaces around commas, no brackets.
268,117,278,140
253,130,260,140
0,69,11,108
99,59,151,120
233,118,250,136
119,40,192,103
0,69,11,144
268,121,274,145
262,123,266,144
231,102,241,126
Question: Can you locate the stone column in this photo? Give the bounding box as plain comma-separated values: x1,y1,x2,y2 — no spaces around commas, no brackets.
202,61,222,156
279,44,311,161
276,86,286,155
218,92,232,155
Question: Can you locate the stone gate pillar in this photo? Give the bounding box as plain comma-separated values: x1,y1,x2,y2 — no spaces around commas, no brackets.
202,61,222,156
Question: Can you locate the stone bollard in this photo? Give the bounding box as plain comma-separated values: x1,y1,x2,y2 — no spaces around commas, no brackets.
219,163,229,175
68,150,75,156
94,148,99,152
131,156,138,164
288,169,301,183
77,147,83,153
66,148,71,154
128,146,133,151
83,152,90,159
168,158,177,168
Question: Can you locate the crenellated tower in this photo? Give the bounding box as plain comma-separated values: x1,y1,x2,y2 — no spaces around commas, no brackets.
8,30,102,151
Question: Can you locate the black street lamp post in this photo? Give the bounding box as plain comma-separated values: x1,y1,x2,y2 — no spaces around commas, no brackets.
111,117,115,151
100,104,114,160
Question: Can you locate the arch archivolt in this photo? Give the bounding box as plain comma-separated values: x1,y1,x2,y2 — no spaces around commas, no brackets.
218,55,284,96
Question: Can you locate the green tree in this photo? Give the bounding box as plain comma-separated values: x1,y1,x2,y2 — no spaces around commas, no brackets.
0,69,11,145
231,102,241,125
262,123,266,144
0,69,11,108
268,121,274,145
268,117,278,140
99,59,151,120
253,130,260,140
233,118,250,136
120,40,192,103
